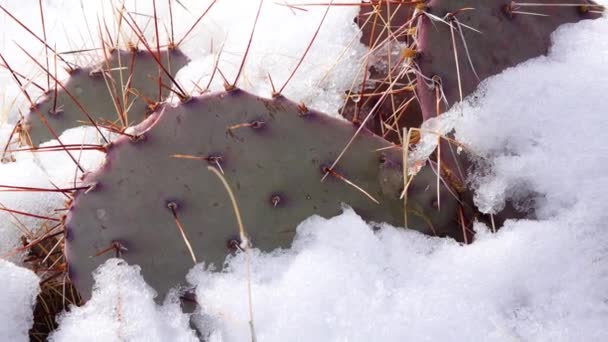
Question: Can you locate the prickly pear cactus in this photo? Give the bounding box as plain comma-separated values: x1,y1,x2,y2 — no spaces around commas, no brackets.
65,90,468,299
21,48,188,146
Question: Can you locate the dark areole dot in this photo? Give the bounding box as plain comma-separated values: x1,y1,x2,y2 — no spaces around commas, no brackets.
227,237,241,251
269,192,286,208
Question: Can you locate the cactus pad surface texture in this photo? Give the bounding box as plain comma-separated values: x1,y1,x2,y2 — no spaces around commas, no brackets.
65,90,468,299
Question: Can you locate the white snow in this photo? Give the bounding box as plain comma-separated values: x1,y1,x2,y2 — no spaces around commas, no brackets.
0,126,106,258
0,154,63,258
189,208,608,341
49,258,197,342
170,0,366,116
35,126,108,185
453,18,608,218
0,259,39,342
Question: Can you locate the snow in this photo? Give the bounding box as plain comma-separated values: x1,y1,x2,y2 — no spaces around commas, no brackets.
0,154,62,258
170,0,366,116
188,208,608,341
0,0,607,341
49,258,197,342
453,18,608,218
0,259,39,342
35,127,108,185
0,127,106,258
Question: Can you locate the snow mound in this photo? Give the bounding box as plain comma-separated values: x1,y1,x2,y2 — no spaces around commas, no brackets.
0,259,39,341
188,206,607,341
49,259,197,342
453,18,608,218
0,0,366,125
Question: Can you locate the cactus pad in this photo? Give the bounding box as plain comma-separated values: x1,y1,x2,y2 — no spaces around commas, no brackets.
416,0,601,118
65,90,469,299
22,48,189,146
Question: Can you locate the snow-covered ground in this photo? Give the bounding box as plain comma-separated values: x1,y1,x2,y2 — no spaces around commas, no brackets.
1,1,608,341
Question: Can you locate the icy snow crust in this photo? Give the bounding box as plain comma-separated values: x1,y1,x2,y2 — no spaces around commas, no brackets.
0,1,607,341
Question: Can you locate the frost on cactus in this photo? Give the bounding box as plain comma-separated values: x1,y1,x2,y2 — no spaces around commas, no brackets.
65,90,473,300
21,48,189,147
416,0,602,119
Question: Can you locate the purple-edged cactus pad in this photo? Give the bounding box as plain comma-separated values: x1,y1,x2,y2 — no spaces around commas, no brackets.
22,48,188,146
65,90,469,299
416,0,601,119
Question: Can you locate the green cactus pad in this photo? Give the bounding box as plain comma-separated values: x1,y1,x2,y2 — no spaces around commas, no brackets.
22,48,189,146
65,90,468,300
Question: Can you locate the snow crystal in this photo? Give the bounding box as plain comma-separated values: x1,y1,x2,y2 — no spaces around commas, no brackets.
0,259,39,341
49,258,197,342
